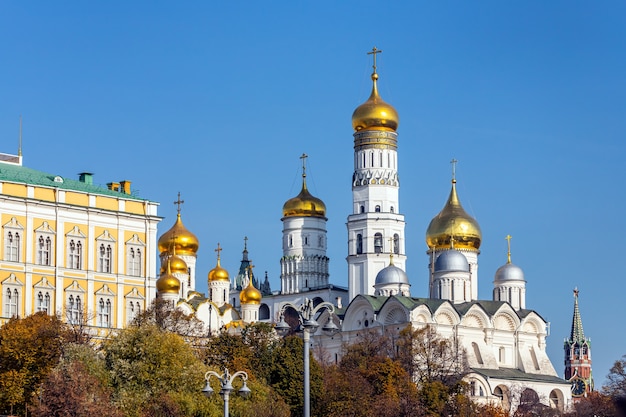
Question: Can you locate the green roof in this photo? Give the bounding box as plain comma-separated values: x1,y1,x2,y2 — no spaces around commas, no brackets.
0,162,149,201
471,367,569,385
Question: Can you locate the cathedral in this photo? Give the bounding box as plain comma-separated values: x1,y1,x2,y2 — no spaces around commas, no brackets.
152,49,575,413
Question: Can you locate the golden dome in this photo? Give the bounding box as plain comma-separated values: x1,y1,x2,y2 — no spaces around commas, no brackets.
208,249,230,282
158,213,199,256
282,178,326,218
426,180,482,250
156,261,181,294
240,281,262,305
352,72,399,132
159,254,188,275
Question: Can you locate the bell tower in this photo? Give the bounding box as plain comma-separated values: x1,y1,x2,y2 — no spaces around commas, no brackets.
347,47,406,301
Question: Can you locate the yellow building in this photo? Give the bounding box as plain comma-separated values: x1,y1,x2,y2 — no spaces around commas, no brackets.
0,150,160,334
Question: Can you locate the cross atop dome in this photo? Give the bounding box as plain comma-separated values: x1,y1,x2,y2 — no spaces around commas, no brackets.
367,46,383,75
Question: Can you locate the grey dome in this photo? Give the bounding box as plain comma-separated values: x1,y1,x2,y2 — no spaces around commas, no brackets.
375,264,409,286
494,263,525,282
434,250,469,272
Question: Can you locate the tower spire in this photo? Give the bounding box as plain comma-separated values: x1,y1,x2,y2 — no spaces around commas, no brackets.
570,287,585,343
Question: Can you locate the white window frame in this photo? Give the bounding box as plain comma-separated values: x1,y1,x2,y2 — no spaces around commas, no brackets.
97,297,112,327
36,291,51,314
3,217,24,262
66,226,86,270
125,287,145,324
65,280,86,325
34,222,55,266
125,234,145,277
2,274,23,318
96,230,116,274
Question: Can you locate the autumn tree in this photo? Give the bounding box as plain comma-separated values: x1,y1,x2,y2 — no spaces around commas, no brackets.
319,330,423,417
31,360,121,417
0,312,68,415
563,391,617,417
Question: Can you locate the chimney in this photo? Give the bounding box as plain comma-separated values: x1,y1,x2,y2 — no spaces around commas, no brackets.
78,172,93,185
107,182,120,192
120,180,131,194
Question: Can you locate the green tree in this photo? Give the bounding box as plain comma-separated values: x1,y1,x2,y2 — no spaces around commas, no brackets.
267,335,324,417
103,323,208,417
0,312,68,415
132,298,205,342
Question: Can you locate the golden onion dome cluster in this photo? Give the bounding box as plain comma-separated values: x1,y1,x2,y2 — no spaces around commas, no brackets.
158,214,199,256
156,261,181,294
159,254,188,275
240,281,262,305
282,180,326,218
352,73,399,132
426,180,482,251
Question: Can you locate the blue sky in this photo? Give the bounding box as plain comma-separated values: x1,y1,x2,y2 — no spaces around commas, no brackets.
1,2,625,385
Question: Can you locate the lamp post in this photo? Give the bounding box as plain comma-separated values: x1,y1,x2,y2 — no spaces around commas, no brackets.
275,298,340,417
202,368,251,417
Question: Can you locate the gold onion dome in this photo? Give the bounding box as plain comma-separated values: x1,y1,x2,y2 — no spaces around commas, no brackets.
156,261,181,294
159,254,187,275
426,180,482,251
352,72,399,132
209,257,229,282
282,177,326,218
158,214,199,256
240,281,262,305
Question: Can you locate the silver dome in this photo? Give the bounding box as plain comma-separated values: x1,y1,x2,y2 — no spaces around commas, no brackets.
434,250,469,272
494,263,525,282
375,264,409,285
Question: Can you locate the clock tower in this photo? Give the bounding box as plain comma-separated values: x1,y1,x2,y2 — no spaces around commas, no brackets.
564,288,593,401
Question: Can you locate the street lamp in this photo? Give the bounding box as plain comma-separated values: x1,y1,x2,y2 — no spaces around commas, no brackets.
275,298,340,417
202,368,251,417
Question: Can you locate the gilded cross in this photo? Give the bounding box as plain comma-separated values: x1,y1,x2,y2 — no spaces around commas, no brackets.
505,235,512,263
300,153,308,178
215,243,222,260
367,46,383,73
174,192,185,214
450,158,458,181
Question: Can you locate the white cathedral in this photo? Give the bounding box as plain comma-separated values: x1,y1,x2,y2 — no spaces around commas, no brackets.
154,50,572,413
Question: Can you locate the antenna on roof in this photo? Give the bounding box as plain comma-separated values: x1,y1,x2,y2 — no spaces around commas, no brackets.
18,115,23,157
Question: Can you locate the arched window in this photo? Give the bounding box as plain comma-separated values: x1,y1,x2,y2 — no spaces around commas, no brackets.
68,240,83,269
36,291,50,314
5,231,20,261
5,288,19,317
128,247,142,276
374,233,383,253
375,205,381,212
99,244,113,273
37,236,52,265
393,234,400,254
98,298,112,328
360,205,365,214
356,234,363,254
68,295,82,324
390,206,394,213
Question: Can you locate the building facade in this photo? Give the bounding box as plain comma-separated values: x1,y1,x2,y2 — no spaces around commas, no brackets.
0,150,160,334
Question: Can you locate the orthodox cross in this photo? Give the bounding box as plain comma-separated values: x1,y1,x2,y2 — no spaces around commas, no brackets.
450,158,458,182
574,287,579,298
174,192,184,214
300,153,308,178
367,46,383,73
215,243,222,261
505,235,512,263
244,236,248,251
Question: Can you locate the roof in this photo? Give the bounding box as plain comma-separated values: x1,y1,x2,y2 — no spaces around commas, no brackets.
0,162,149,201
471,367,570,385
